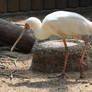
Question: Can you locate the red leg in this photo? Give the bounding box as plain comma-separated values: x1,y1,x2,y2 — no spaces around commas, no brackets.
56,39,69,78
80,38,88,78
62,39,69,73
49,39,69,78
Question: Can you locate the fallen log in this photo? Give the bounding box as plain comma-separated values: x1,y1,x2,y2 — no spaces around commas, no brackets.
0,18,35,53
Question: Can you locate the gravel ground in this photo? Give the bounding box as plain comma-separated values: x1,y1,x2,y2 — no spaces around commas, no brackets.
0,50,92,92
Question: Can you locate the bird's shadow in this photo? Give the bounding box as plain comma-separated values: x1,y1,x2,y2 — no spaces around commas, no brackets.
4,78,88,88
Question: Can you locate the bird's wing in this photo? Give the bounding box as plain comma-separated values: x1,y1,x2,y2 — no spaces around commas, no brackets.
43,14,90,37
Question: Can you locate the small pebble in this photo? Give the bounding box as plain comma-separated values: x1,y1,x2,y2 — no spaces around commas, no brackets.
89,82,92,85
85,85,88,87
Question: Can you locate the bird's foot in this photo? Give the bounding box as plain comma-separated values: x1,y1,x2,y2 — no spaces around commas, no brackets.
48,72,69,79
75,74,85,82
80,73,85,79
56,73,69,79
81,61,87,66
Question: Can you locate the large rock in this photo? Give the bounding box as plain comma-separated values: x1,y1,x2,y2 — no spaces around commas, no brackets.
31,39,90,73
0,18,35,53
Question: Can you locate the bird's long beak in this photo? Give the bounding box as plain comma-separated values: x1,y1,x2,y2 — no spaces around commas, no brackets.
10,23,30,52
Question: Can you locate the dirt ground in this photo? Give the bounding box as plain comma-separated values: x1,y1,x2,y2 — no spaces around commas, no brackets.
0,50,92,92
0,15,92,92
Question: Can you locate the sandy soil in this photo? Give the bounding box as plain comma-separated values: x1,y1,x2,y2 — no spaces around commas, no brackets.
0,50,92,92
0,15,92,92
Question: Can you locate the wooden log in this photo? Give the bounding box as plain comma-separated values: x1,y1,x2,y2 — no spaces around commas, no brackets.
31,39,89,73
0,18,35,53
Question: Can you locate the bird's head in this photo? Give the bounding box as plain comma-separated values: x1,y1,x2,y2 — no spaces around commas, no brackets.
24,17,41,31
10,17,41,52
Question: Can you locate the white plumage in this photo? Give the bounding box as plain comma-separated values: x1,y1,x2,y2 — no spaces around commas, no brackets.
26,11,92,40
11,11,92,78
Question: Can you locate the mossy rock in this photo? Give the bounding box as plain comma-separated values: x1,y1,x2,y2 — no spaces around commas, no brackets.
31,39,90,73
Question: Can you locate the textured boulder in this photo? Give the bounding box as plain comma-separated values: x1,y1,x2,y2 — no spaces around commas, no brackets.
31,39,90,73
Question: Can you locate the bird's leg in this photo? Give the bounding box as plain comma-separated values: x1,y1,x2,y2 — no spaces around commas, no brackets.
62,39,69,73
80,38,88,78
56,39,69,78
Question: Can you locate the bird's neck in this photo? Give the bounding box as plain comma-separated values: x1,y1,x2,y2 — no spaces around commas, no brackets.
33,22,42,31
34,28,46,40
33,25,50,40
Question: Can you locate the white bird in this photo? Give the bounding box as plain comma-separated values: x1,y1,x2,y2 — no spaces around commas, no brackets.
11,11,92,78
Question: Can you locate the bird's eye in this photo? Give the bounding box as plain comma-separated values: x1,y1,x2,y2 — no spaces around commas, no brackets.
25,23,30,30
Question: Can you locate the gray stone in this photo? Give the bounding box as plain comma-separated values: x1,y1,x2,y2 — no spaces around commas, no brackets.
31,39,90,73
